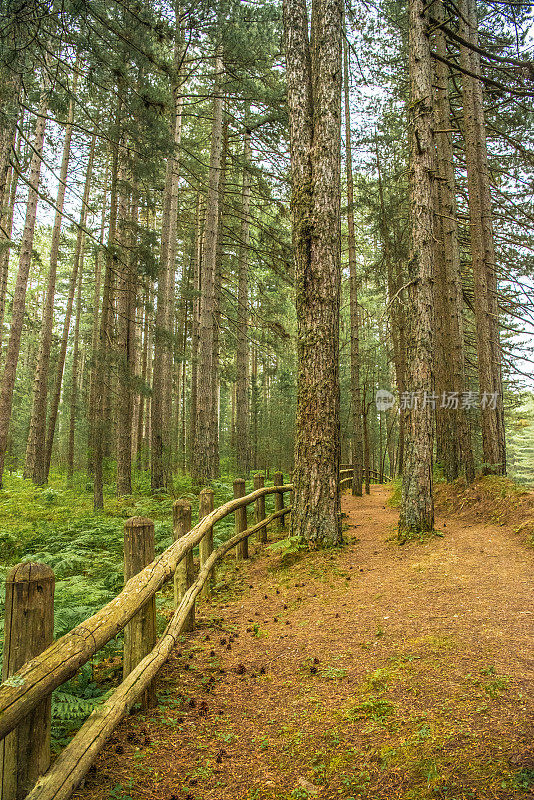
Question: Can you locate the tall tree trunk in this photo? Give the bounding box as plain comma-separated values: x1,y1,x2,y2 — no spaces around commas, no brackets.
188,194,203,472
0,91,48,487
67,251,85,479
151,28,185,489
116,162,136,496
93,125,121,509
433,3,475,483
376,143,406,479
251,339,259,471
43,132,96,481
143,285,153,472
398,0,435,535
0,128,20,363
236,121,251,478
87,168,108,475
459,0,505,474
362,394,370,494
211,119,227,481
192,55,223,484
343,34,364,497
136,285,150,469
25,92,76,483
284,0,342,546
0,71,20,220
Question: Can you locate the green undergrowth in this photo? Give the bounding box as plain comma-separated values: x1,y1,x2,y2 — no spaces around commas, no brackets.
0,467,281,746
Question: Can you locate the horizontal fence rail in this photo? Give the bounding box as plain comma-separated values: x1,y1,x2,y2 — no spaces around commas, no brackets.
339,466,391,483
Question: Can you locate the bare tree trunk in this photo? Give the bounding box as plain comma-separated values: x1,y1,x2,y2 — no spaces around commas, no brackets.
362,396,370,494
433,4,475,483
94,131,120,510
0,129,20,363
192,55,223,484
0,91,48,487
151,29,184,490
143,285,153,472
25,92,76,482
116,163,136,496
398,0,435,536
251,340,258,471
236,121,251,478
67,251,85,479
0,71,20,219
343,34,364,497
43,132,96,481
0,101,22,366
459,0,505,474
376,142,406,479
188,194,202,472
87,167,107,475
284,0,342,546
211,118,227,480
136,285,150,469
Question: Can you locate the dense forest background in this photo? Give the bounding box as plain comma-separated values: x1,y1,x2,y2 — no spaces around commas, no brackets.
0,0,533,787
0,0,532,504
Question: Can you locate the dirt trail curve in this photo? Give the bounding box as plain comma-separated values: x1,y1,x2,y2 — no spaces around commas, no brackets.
76,487,534,800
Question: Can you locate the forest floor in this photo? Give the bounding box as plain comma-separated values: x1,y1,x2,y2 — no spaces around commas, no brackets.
74,485,534,800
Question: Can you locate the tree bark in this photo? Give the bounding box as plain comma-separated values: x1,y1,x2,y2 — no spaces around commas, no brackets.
459,0,506,475
87,168,108,475
343,33,364,497
136,285,150,469
433,3,475,483
211,119,227,480
236,122,252,477
93,131,120,510
25,92,76,483
192,55,224,484
284,0,342,546
0,91,48,487
188,194,203,472
43,132,96,482
151,27,184,489
0,130,20,365
116,162,136,496
66,252,85,480
398,0,435,536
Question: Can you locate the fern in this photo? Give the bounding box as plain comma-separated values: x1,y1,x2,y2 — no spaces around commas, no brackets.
52,690,106,721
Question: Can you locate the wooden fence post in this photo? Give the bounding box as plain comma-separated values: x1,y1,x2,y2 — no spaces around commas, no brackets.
173,500,194,631
234,479,248,559
0,563,54,800
123,517,156,709
254,474,267,543
274,471,285,530
199,488,214,598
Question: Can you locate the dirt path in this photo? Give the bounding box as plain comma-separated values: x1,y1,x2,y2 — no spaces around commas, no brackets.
76,487,534,800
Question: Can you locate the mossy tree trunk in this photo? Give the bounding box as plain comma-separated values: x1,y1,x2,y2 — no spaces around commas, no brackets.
284,0,343,547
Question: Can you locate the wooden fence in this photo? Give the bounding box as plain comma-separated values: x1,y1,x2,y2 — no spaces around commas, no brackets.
0,465,391,800
0,475,292,800
339,466,391,488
